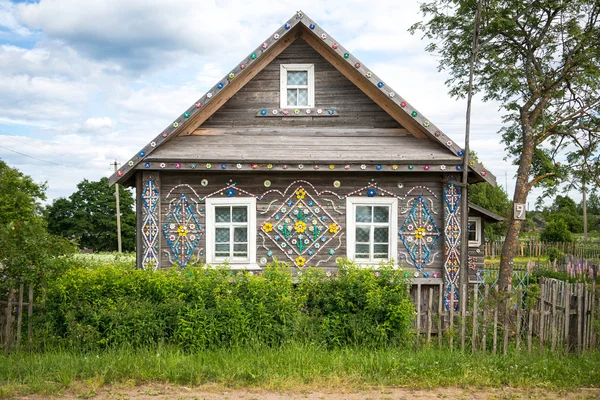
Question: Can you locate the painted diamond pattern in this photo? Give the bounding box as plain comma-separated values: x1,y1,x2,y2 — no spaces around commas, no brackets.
162,194,203,267
141,175,160,270
443,181,461,284
263,186,340,266
399,196,440,270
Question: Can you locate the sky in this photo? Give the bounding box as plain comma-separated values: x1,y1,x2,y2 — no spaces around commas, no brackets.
0,0,552,207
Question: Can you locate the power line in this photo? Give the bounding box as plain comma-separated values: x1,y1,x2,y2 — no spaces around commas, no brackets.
0,130,72,158
0,144,64,166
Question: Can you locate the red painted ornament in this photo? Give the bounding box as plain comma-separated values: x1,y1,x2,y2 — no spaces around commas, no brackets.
251,164,258,169
262,42,268,49
195,102,201,108
117,170,123,177
332,43,338,49
355,62,360,68
175,163,181,169
240,63,246,69
400,101,407,107
423,165,430,170
482,170,487,176
435,130,441,137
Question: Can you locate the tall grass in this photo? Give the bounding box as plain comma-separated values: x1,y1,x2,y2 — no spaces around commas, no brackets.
1,344,599,397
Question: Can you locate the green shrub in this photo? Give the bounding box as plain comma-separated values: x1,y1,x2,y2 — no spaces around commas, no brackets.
540,220,573,243
546,247,564,262
38,259,415,350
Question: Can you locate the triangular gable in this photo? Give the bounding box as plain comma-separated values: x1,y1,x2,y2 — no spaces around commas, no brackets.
109,11,495,186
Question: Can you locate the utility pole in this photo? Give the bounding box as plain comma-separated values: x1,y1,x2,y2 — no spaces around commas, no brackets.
459,0,483,335
112,161,122,253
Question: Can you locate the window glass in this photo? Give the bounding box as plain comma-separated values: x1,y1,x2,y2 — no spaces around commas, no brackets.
297,89,309,106
373,206,389,223
287,89,298,106
356,206,372,223
287,71,308,85
232,207,247,222
215,206,230,223
355,227,370,243
215,228,229,243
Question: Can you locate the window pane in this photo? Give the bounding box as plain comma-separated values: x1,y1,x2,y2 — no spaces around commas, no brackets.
287,89,297,106
233,243,247,258
234,227,247,242
356,206,372,222
355,244,369,258
355,227,370,243
374,227,389,243
297,89,308,106
215,206,230,222
232,207,247,222
373,206,389,223
215,244,229,257
287,71,308,85
469,230,477,242
373,244,388,259
215,228,229,243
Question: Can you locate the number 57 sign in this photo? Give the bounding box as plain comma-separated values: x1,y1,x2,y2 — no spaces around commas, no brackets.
514,203,526,220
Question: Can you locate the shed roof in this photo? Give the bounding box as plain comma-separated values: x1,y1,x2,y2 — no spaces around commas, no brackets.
109,11,496,186
468,202,505,222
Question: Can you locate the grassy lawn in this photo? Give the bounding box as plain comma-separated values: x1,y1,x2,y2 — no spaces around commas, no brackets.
1,345,599,397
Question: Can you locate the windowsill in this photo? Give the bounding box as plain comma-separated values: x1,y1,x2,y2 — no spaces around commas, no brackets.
206,262,262,270
468,242,481,247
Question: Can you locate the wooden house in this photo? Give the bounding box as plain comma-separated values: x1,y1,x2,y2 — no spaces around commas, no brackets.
109,11,498,310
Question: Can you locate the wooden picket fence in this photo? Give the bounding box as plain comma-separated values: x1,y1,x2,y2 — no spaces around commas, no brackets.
411,278,599,353
0,284,37,354
485,240,600,259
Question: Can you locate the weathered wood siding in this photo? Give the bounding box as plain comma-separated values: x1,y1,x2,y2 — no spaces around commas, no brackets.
157,171,445,276
201,38,402,129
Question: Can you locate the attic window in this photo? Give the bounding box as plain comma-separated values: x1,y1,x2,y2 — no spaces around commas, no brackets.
280,64,314,108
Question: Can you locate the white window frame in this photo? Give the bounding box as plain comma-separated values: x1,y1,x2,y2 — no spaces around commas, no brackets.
280,64,315,109
346,197,398,266
468,217,482,247
205,197,258,270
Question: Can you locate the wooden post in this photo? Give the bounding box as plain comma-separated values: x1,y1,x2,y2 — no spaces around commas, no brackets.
416,283,422,347
516,288,522,352
539,281,545,354
551,280,557,352
112,161,122,253
503,285,510,355
4,288,15,355
527,299,534,353
27,285,33,347
438,283,443,348
591,282,596,350
16,284,24,349
564,282,571,352
493,286,498,354
577,283,583,352
584,285,589,351
482,284,489,351
472,284,478,353
427,287,433,345
449,286,455,351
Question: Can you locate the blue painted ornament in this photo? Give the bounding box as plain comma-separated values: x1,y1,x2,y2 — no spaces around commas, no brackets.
329,249,335,255
285,23,291,29
457,150,464,156
221,163,227,169
261,109,267,115
226,188,235,197
376,164,383,170
456,165,463,170
367,188,377,197
377,82,384,88
267,250,273,257
144,162,151,168
217,82,224,89
328,108,335,115
309,24,315,29
139,151,145,157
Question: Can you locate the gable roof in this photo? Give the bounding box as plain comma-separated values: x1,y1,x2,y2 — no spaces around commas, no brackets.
109,11,496,186
468,202,505,222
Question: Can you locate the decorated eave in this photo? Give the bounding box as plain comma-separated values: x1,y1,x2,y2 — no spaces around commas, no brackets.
108,11,496,187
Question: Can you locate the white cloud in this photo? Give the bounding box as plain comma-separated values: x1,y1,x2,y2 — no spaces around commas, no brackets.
0,0,31,36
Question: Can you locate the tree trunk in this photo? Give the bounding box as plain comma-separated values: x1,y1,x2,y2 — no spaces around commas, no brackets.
498,117,535,292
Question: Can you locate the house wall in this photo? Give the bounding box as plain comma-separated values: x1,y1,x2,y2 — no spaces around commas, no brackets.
202,38,402,129
142,171,453,278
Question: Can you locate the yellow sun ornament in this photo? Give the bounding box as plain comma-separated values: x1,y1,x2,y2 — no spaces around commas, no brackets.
295,256,306,267
262,222,273,233
329,223,340,234
414,227,426,240
296,188,306,199
295,221,307,233
177,225,188,237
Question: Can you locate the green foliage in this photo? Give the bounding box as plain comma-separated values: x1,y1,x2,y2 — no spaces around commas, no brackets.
540,220,573,243
46,177,136,252
469,181,510,240
0,160,75,288
545,247,564,263
39,260,414,350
